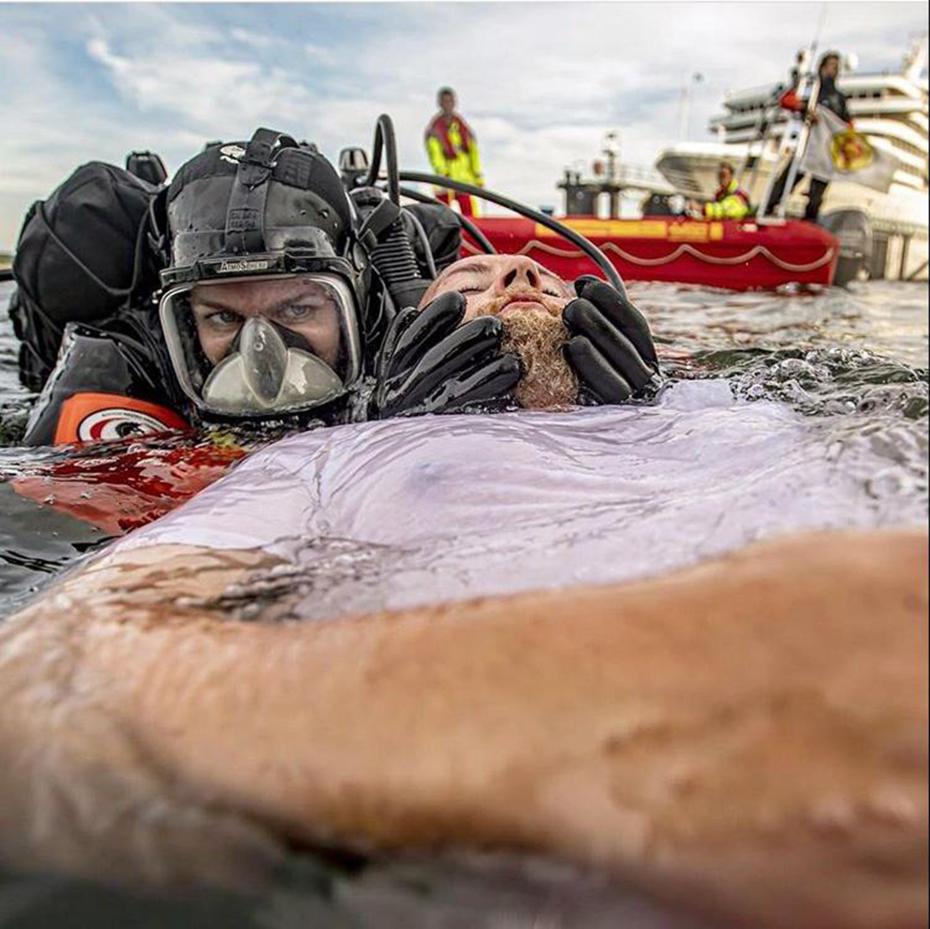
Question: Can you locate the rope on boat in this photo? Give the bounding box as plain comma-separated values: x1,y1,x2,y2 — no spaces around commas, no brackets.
463,238,836,274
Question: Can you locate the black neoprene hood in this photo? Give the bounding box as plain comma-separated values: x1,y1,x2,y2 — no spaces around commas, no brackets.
165,137,354,271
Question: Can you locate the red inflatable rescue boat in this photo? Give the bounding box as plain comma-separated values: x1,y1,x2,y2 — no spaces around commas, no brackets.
467,217,839,290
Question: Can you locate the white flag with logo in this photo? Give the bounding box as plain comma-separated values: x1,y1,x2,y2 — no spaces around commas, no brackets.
800,105,901,193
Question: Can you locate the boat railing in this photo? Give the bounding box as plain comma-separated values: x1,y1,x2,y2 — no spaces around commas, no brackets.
613,164,673,192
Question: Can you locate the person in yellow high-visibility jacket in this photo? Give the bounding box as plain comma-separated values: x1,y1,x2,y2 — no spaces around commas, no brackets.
424,87,484,217
691,161,752,221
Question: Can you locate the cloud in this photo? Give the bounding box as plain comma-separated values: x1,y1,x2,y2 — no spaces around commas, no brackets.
1,1,926,250
305,43,337,66
231,28,278,50
86,35,271,123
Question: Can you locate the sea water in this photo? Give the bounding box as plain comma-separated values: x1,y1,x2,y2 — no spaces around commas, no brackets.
0,278,926,928
109,383,924,624
1,279,925,617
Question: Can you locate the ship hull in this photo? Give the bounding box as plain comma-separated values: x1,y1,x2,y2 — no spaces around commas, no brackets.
468,216,839,290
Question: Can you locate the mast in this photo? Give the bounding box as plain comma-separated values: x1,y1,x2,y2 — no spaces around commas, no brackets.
756,7,827,222
903,33,928,82
740,48,808,197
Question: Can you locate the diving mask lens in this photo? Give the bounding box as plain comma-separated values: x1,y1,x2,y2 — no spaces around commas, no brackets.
159,273,362,417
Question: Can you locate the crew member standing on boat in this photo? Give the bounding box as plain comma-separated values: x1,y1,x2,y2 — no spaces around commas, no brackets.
689,161,751,220
424,87,484,216
764,51,851,222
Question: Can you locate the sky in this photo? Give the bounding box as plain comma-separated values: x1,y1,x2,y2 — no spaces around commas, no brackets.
0,1,927,249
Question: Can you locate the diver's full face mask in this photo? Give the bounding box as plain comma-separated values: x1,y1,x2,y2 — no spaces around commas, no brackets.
159,273,363,418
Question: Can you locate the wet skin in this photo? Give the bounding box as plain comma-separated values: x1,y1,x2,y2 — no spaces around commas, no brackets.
0,527,925,929
191,278,342,366
419,254,573,320
417,255,579,409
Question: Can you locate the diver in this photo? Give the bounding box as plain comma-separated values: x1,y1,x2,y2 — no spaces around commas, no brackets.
10,125,662,447
763,50,852,222
424,87,484,216
687,161,752,221
9,129,522,445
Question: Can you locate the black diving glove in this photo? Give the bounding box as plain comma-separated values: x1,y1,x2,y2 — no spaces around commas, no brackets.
371,290,522,418
562,276,663,404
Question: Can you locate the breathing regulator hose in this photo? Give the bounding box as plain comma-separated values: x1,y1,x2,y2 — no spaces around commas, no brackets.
363,114,401,205
399,171,626,292
370,222,425,308
356,114,426,311
398,185,496,256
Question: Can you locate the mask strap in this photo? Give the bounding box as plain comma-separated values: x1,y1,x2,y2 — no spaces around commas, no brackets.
224,128,299,255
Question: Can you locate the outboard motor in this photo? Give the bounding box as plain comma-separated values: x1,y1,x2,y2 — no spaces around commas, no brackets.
820,209,873,287
641,192,675,217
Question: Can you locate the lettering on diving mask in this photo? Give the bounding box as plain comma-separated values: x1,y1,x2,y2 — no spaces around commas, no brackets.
202,316,345,414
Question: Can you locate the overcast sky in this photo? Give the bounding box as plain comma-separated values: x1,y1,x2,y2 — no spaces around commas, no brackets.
1,1,926,249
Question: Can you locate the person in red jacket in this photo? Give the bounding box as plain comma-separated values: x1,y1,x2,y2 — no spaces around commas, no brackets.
424,87,484,216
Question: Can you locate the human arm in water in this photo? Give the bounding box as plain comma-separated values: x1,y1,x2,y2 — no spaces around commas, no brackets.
0,529,924,928
370,290,521,418
562,276,663,404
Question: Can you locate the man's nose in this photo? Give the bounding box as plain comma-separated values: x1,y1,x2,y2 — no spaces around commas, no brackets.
494,256,541,294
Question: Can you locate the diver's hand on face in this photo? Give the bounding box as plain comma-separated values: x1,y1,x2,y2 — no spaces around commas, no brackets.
371,291,522,418
562,276,663,405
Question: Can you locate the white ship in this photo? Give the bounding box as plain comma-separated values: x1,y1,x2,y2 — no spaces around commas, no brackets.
655,36,929,281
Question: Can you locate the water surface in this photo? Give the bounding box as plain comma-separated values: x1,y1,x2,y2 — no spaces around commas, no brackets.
0,277,926,927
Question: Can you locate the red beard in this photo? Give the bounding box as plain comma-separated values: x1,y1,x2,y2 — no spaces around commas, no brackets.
498,307,578,409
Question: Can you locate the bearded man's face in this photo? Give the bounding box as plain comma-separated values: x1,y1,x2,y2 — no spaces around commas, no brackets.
418,255,578,409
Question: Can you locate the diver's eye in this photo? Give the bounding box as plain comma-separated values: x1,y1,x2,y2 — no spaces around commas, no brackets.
456,287,483,295
203,310,242,330
542,289,562,297
278,304,320,323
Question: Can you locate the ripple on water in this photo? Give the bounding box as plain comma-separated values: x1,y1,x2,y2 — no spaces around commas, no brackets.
0,278,927,924
0,279,927,616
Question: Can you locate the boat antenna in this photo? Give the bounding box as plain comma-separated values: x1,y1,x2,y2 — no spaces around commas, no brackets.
775,3,831,216
812,2,829,59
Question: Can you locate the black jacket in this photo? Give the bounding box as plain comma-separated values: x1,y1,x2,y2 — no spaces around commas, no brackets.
816,76,851,124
